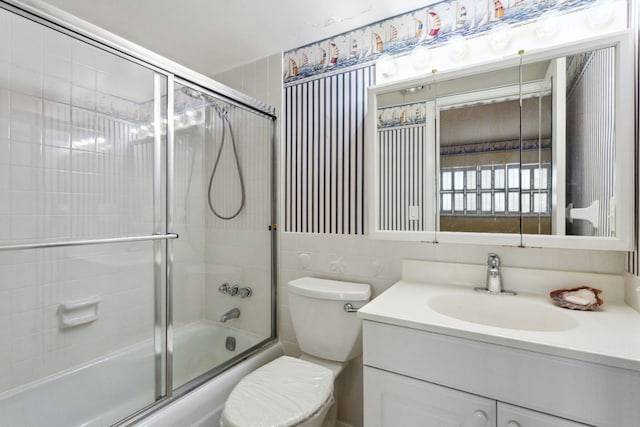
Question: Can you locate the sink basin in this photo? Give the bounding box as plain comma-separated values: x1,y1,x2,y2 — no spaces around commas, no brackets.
428,293,579,332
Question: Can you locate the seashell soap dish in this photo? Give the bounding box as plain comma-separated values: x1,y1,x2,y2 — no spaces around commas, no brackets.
549,286,603,311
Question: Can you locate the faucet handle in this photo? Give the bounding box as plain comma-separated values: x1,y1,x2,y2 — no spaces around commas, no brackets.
487,253,500,268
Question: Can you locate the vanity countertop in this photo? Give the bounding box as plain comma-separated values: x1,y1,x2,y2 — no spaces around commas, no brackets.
358,279,640,371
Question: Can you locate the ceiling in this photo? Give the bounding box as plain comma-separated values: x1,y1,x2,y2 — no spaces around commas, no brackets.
27,0,435,78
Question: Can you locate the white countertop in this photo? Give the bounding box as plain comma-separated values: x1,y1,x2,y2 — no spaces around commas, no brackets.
358,279,640,371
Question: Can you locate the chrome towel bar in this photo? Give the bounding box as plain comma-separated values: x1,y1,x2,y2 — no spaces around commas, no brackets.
0,233,179,251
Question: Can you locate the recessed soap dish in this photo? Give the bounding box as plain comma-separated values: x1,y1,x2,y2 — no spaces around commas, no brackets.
549,286,603,311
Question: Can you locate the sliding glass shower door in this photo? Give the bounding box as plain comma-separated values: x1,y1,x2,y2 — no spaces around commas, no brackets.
171,81,275,390
0,7,170,426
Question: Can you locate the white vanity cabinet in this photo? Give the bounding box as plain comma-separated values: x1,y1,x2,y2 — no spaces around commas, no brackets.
362,320,640,427
497,403,588,427
364,366,496,427
364,367,587,427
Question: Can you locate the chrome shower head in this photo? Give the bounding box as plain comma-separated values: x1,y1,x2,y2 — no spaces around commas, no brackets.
180,86,231,120
181,86,208,100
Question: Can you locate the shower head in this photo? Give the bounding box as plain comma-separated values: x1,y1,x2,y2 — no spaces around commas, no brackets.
181,86,210,100
180,86,228,114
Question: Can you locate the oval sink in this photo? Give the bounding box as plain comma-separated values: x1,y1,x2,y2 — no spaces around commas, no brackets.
428,293,579,332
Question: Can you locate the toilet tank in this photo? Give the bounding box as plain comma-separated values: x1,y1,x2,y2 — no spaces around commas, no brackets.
287,277,371,362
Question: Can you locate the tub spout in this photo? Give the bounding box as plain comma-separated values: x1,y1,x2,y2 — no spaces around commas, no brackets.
220,307,240,322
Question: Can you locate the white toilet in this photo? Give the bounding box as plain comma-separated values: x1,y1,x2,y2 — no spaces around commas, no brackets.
220,277,371,427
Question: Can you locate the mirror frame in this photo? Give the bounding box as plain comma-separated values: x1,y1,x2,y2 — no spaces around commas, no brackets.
366,30,634,251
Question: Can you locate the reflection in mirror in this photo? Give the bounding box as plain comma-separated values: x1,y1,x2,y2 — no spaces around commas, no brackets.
376,81,436,233
437,64,527,234
435,46,616,238
563,47,615,237
439,96,552,234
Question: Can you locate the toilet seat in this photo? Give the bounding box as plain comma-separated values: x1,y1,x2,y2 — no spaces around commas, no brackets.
220,356,334,427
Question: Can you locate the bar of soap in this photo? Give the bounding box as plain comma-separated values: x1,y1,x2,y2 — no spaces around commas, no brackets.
549,286,603,311
563,289,597,306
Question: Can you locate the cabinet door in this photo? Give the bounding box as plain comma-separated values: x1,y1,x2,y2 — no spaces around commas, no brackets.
498,403,589,427
364,367,495,427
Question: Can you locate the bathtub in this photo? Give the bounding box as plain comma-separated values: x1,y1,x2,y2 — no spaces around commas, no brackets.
0,321,283,427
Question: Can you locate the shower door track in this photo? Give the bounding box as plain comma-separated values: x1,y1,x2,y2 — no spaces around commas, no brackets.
0,234,179,251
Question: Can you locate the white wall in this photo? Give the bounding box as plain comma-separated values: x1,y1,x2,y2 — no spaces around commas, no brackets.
214,55,282,112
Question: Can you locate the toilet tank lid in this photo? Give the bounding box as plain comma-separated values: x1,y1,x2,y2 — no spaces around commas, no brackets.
288,277,371,301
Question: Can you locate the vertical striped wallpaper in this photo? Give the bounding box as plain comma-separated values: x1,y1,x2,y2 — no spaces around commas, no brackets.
284,66,373,234
377,125,426,231
566,48,615,238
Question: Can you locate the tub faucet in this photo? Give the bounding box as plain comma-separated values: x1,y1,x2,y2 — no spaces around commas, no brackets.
474,253,516,295
220,307,240,322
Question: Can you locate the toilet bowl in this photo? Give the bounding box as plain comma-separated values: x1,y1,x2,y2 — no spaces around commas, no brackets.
220,277,371,427
220,356,334,427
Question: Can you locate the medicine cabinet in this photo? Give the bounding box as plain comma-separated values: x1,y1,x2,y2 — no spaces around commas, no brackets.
366,32,634,250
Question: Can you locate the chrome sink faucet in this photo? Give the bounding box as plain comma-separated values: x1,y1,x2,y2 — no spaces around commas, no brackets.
475,253,516,295
486,253,502,292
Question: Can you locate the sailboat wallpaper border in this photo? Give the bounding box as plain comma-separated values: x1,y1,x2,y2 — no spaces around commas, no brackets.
283,0,601,85
378,102,428,129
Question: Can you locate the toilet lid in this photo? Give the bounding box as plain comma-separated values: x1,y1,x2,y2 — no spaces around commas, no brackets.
221,356,333,427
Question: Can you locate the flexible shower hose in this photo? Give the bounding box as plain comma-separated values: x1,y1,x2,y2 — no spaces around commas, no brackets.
207,107,245,220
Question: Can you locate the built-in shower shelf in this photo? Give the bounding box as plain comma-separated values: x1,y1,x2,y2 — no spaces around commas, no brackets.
58,296,102,329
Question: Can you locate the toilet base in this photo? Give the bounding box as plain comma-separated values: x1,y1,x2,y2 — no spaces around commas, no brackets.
320,397,337,427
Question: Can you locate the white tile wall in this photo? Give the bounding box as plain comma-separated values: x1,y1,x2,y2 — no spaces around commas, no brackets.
206,57,281,341
203,230,271,338
214,53,283,114
0,242,155,393
0,12,159,246
625,274,640,312
172,120,206,327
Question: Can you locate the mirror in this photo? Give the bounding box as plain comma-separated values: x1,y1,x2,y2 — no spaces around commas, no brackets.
368,34,634,250
376,77,438,239
436,63,525,235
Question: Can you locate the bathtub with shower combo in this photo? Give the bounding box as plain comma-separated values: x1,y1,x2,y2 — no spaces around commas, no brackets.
0,1,279,425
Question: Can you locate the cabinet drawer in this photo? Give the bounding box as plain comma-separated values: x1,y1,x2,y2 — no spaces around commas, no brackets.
363,320,640,426
364,366,496,427
498,403,590,427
